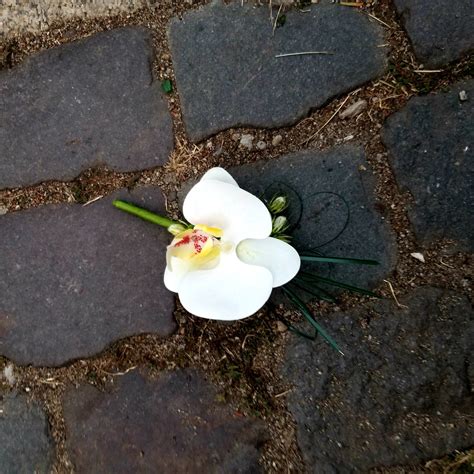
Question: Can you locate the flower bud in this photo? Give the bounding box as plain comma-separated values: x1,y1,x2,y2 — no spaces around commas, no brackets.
167,223,188,236
272,215,289,234
268,195,288,214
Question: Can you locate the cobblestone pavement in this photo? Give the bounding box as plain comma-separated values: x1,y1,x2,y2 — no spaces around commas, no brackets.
1,1,473,473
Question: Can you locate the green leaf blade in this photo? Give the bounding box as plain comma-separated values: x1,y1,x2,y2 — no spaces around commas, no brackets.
298,271,380,298
300,255,380,265
282,286,344,355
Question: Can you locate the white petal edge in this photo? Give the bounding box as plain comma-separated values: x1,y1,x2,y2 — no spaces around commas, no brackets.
183,179,272,244
178,253,273,320
164,257,190,293
236,237,301,287
200,167,238,187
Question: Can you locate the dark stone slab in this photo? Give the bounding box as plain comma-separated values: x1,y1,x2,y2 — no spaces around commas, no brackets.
63,369,267,473
227,146,396,292
0,187,176,366
0,392,54,473
383,80,474,251
283,287,474,472
0,27,173,190
393,0,474,67
169,2,386,142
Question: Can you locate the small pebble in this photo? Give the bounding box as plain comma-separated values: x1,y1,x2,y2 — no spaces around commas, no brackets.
339,99,367,119
276,321,288,333
0,205,7,215
459,90,468,101
231,133,240,141
272,134,283,146
2,364,15,385
240,134,254,150
256,140,267,150
410,252,425,263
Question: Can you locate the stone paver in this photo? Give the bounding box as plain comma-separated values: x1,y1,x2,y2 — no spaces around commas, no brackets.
393,0,474,67
0,187,176,367
229,146,397,291
283,287,474,472
383,80,474,251
0,27,173,190
63,369,267,473
0,392,54,473
169,2,387,142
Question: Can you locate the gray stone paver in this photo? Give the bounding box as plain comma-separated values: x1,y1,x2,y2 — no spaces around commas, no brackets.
230,146,397,292
0,27,173,190
63,369,267,473
0,187,176,367
383,80,474,251
169,2,387,142
393,0,474,67
283,287,474,472
0,392,54,473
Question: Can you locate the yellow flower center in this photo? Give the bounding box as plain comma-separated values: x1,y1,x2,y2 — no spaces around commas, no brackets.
166,225,223,271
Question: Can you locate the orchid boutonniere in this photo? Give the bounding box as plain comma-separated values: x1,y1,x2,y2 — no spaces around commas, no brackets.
114,167,380,354
117,168,300,320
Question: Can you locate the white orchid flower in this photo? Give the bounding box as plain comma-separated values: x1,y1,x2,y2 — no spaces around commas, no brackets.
164,167,301,320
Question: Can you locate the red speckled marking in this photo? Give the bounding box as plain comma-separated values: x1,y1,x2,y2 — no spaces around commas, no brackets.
174,230,209,254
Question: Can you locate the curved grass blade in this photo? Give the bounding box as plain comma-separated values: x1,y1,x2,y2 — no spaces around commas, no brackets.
280,318,317,340
282,286,344,355
290,279,336,303
300,255,379,265
267,299,316,340
298,271,380,297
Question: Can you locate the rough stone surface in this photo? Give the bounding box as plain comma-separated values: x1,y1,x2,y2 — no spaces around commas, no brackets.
169,2,386,141
0,392,54,473
63,369,266,473
383,80,474,251
0,27,173,190
283,287,474,472
229,146,396,291
0,187,176,366
393,0,474,67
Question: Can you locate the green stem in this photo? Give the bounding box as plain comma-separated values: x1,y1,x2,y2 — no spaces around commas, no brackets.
113,200,178,229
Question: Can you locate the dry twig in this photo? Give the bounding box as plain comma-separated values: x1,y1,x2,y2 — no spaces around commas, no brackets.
364,12,393,29
384,280,408,309
275,51,333,58
272,3,283,36
82,195,103,207
301,93,354,145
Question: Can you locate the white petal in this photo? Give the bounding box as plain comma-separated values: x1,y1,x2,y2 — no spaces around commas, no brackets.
200,167,238,187
183,180,272,243
164,257,190,292
178,253,273,320
236,237,301,287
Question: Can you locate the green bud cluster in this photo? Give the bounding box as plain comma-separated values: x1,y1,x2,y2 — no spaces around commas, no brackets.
268,195,288,214
267,194,292,242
